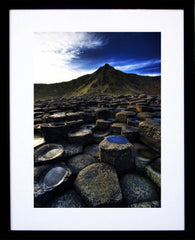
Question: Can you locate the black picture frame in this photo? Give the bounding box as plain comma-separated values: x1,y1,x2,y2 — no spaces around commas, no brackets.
4,0,194,239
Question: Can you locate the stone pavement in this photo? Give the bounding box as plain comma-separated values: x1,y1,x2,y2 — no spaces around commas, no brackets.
34,94,161,207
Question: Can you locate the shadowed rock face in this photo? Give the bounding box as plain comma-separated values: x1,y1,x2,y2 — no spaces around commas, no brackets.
74,163,123,207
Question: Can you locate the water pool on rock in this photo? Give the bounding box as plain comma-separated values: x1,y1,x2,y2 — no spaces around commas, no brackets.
43,166,67,188
132,119,141,122
107,135,129,144
152,118,161,121
34,144,64,165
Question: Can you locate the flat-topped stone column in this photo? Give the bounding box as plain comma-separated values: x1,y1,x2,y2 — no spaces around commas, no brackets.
74,162,122,207
34,162,72,207
99,135,135,172
138,119,161,153
34,143,64,166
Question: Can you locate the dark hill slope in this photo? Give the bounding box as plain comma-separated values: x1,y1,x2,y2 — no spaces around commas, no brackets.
34,64,160,101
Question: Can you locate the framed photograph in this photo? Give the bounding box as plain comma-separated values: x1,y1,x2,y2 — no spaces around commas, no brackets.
9,2,189,232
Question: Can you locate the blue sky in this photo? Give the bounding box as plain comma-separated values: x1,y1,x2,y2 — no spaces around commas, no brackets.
34,32,161,83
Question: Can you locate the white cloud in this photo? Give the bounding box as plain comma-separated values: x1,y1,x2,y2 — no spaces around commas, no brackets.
113,59,161,76
113,59,161,72
34,32,107,83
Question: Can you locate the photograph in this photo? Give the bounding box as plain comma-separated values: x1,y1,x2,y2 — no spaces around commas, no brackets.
10,8,185,230
33,32,161,208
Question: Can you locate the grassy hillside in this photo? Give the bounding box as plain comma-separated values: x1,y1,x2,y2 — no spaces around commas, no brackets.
34,64,160,101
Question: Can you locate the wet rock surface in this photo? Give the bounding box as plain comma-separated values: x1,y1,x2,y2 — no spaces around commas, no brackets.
34,94,161,207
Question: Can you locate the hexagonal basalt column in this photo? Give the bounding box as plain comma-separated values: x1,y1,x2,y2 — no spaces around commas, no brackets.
74,163,122,207
127,118,141,128
48,112,66,123
63,143,83,158
84,144,99,160
119,173,159,205
95,108,111,120
65,112,84,121
136,104,152,113
34,162,72,207
46,188,87,208
92,129,111,143
145,158,161,188
41,122,68,142
121,126,138,142
115,111,136,123
34,143,64,166
110,122,126,135
96,119,111,130
129,201,160,208
68,128,93,146
66,153,96,176
138,119,161,153
99,135,135,172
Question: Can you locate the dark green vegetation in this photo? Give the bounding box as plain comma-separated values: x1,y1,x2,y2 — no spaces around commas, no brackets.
34,64,160,101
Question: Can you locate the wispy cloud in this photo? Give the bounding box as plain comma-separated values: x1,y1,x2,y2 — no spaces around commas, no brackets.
34,32,108,83
111,59,161,76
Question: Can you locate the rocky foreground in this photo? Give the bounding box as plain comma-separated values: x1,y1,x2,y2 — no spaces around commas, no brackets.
34,93,161,208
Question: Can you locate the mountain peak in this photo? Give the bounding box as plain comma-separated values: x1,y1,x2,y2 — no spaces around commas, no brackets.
102,63,112,69
103,63,111,67
96,63,114,73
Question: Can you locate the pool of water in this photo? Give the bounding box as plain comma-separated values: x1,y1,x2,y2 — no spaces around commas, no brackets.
107,135,129,144
152,118,161,121
39,148,62,161
131,119,141,122
43,166,66,188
